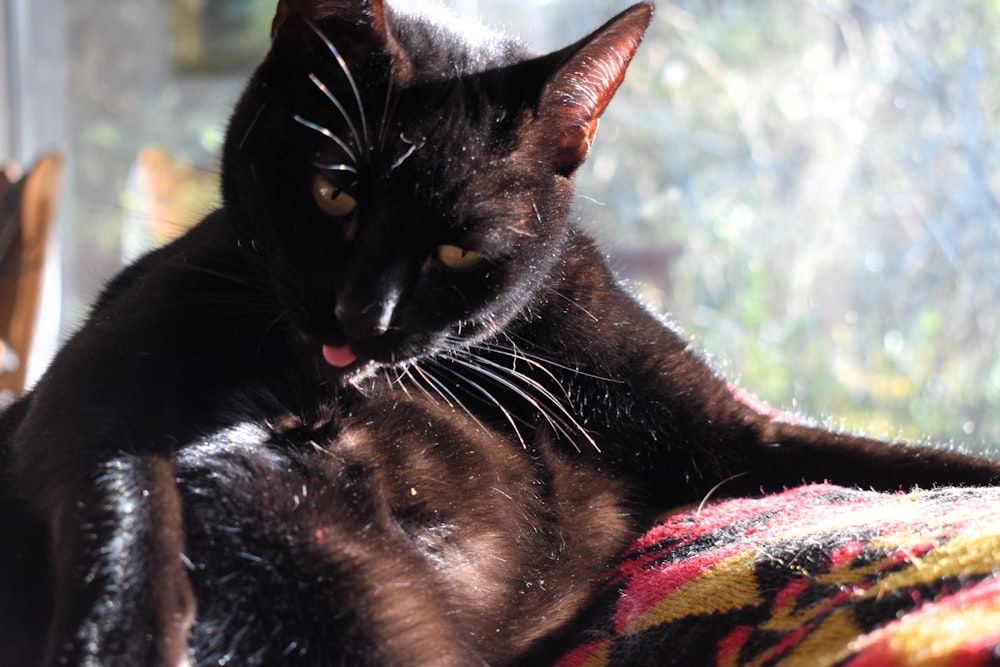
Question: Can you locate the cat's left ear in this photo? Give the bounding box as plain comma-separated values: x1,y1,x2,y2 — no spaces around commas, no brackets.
536,2,653,177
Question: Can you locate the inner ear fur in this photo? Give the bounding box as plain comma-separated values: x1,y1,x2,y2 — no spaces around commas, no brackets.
535,2,653,177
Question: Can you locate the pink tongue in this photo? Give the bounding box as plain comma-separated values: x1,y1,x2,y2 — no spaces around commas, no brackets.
321,344,357,368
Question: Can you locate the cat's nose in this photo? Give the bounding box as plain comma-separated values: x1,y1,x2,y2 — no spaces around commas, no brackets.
335,291,398,341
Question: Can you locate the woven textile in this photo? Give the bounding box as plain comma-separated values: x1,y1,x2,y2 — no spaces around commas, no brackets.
557,484,1000,667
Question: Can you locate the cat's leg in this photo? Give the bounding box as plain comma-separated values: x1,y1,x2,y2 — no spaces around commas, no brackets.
663,382,1000,501
650,377,1000,499
528,248,995,505
42,452,194,667
742,416,1000,493
560,277,1000,502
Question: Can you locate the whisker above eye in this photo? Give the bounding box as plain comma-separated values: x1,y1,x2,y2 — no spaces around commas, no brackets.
378,78,398,152
312,162,358,174
303,19,371,156
293,114,358,164
390,140,418,172
307,74,365,158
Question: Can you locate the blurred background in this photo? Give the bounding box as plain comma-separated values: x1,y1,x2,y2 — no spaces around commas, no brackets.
2,0,999,449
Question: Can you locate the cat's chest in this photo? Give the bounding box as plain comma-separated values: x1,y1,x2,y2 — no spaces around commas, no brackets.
177,393,546,574
173,393,632,662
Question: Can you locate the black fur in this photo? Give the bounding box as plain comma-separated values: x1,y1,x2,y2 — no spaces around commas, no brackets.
1,2,997,665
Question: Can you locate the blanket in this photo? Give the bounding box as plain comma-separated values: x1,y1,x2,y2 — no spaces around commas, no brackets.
557,484,1000,667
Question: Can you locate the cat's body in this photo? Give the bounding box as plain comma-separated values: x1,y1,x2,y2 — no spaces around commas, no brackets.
2,1,998,665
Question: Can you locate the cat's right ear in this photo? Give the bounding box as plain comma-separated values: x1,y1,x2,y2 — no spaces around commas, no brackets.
271,0,390,45
535,3,653,177
270,0,414,81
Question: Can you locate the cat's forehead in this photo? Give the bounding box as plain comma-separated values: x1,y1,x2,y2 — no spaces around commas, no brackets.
270,8,532,139
385,4,529,79
283,23,532,186
277,2,530,85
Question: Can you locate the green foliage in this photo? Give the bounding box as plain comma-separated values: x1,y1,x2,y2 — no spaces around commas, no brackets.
566,0,1000,449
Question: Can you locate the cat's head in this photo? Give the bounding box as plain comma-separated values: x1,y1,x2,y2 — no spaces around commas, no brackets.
221,0,652,377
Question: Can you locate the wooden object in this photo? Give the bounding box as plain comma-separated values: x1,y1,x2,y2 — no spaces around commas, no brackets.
0,153,62,397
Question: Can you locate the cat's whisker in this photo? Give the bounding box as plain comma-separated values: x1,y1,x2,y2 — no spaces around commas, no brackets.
312,162,358,174
378,78,397,152
400,365,435,404
410,364,456,410
381,368,395,393
439,351,592,453
304,20,371,155
294,114,358,164
440,335,601,452
349,374,374,397
411,364,494,437
402,365,467,420
393,367,415,399
482,327,524,363
256,311,291,360
426,359,528,449
175,263,271,292
545,287,600,323
390,136,419,172
475,340,623,383
482,314,507,341
470,342,569,399
307,73,365,158
237,104,267,150
469,327,552,381
695,472,751,515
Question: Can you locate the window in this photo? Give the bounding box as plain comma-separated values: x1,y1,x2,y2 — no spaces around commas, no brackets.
9,0,1000,448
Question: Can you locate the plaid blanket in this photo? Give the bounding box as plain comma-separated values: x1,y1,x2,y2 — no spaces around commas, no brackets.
557,484,1000,667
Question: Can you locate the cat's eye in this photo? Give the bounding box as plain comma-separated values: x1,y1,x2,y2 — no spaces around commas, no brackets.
437,245,484,271
313,175,358,218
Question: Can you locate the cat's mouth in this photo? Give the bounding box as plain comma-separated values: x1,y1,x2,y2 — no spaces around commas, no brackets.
315,333,439,378
317,338,407,376
321,343,358,369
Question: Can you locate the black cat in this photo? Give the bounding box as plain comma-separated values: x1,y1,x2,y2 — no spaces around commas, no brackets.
1,1,997,665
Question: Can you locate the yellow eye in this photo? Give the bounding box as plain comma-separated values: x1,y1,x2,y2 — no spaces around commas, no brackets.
437,245,484,271
313,175,358,218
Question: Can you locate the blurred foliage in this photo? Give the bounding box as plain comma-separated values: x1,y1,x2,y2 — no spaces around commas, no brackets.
552,0,1000,448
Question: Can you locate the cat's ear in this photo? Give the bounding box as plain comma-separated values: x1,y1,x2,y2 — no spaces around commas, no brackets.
536,2,653,176
271,0,390,44
270,0,413,81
